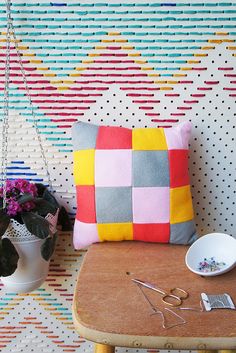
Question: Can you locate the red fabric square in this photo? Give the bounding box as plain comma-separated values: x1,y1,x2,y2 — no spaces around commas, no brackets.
133,223,170,243
76,185,96,223
169,150,190,188
96,126,132,149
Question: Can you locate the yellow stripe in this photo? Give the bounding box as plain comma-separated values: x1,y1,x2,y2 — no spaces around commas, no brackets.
88,53,99,57
122,46,134,50
44,73,56,77
154,80,167,84
194,53,208,57
180,67,192,71
51,80,74,84
69,74,81,77
37,67,49,71
128,53,141,57
201,46,215,49
57,87,69,90
70,73,81,77
187,60,200,64
227,46,236,50
160,86,173,90
173,73,187,77
141,67,153,71
82,60,94,63
108,32,121,35
23,53,36,56
30,60,42,64
76,67,86,71
215,32,228,35
0,39,21,43
148,73,160,77
135,60,147,64
101,39,127,43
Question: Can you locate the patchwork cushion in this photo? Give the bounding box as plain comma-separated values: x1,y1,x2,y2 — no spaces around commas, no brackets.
72,121,197,249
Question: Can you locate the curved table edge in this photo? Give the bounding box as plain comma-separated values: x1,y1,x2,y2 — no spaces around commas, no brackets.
72,291,236,350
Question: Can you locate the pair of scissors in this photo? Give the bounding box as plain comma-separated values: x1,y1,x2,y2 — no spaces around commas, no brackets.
132,278,189,307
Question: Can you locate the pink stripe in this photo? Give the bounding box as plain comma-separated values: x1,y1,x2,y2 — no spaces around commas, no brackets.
38,106,90,110
192,67,207,70
218,67,234,70
204,81,219,84
177,106,192,110
151,119,178,122
197,87,212,90
139,106,154,110
126,93,154,97
224,74,236,77
184,100,199,103
178,80,193,84
47,113,84,116
121,87,160,91
58,125,72,128
133,100,160,103
51,119,77,122
191,93,205,97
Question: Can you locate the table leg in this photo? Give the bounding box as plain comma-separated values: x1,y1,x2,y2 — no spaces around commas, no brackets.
95,343,115,353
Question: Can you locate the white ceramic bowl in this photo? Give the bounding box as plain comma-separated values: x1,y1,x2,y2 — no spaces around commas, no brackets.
185,233,236,276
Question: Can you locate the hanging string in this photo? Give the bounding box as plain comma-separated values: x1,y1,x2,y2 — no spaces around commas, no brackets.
1,0,53,198
1,0,11,208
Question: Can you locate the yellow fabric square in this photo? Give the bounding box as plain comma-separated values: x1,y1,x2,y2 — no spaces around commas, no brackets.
170,185,194,223
132,128,168,150
73,149,95,185
97,223,133,242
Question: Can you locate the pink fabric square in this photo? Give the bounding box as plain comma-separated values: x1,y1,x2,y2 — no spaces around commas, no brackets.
73,220,99,249
133,187,170,223
95,150,132,187
164,121,191,150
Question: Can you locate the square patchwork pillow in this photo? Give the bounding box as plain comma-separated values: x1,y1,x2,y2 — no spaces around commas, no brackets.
72,121,197,249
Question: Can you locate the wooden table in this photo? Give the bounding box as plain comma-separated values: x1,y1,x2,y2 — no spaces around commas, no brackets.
72,241,236,353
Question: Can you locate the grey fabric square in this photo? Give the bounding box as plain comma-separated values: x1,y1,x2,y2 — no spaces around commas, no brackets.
72,121,99,150
96,187,132,223
133,151,170,187
170,220,197,244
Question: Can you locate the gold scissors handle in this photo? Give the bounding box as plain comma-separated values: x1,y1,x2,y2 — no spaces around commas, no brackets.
132,279,189,307
162,288,189,307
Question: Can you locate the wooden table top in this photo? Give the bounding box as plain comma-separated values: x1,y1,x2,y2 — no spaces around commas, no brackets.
72,241,236,350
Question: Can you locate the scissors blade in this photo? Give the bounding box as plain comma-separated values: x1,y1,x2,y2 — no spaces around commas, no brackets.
132,278,161,292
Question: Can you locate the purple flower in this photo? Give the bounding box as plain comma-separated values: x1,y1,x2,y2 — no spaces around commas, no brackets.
7,199,22,216
21,201,35,212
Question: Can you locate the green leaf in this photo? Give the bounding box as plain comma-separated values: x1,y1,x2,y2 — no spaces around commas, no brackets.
21,212,50,239
34,198,57,217
0,238,19,277
58,206,72,231
43,189,59,209
17,193,34,205
41,233,57,261
0,210,10,238
35,183,47,198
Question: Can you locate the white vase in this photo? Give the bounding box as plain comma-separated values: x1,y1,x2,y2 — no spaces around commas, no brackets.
1,211,58,293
